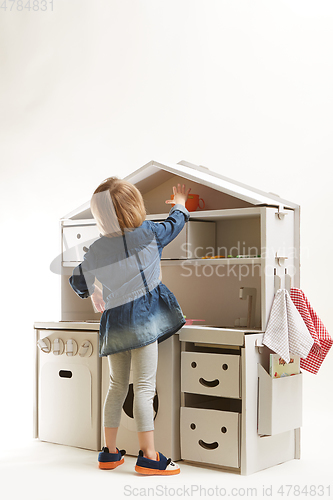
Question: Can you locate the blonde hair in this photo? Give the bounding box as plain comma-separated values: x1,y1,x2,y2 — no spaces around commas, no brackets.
90,177,146,237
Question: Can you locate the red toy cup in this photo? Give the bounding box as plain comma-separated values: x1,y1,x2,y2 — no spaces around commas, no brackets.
171,194,205,212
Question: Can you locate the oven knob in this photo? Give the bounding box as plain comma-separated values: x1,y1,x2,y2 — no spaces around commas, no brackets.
78,340,93,357
37,337,51,354
65,339,78,356
53,338,64,356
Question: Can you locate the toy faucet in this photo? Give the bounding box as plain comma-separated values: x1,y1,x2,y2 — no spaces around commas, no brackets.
239,287,257,329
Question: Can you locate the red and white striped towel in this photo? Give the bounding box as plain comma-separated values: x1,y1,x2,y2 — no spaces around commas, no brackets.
290,288,332,374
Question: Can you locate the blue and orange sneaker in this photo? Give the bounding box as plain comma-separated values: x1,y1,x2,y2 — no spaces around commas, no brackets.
98,447,126,470
135,450,180,475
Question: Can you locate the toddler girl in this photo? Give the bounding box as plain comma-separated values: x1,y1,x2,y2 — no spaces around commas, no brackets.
69,177,190,475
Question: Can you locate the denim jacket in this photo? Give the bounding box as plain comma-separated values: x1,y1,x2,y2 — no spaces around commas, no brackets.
69,204,190,356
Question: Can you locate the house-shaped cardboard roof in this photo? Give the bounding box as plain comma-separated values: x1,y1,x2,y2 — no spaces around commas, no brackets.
63,160,298,220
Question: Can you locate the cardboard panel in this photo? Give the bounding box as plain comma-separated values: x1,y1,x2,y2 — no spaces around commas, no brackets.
39,363,94,448
257,364,302,436
163,221,216,259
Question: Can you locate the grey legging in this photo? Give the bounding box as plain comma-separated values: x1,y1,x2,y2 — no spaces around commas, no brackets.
103,340,158,432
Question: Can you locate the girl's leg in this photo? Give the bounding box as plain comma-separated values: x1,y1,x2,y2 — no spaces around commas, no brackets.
103,349,131,452
103,427,119,453
132,341,158,460
137,430,156,460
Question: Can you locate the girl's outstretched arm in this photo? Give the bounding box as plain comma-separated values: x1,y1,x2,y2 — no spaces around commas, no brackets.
147,184,191,249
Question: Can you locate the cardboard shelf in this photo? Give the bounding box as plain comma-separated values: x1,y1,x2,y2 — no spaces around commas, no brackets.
63,257,262,267
161,258,262,266
146,207,262,222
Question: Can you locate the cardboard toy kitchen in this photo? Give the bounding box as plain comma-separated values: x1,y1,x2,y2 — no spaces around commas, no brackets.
34,159,302,475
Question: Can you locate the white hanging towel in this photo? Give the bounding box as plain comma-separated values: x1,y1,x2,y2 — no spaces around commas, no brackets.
263,289,314,363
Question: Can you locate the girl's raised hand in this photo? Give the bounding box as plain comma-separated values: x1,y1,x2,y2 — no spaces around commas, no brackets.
165,184,191,207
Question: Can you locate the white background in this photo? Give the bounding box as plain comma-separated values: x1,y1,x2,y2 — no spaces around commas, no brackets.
0,0,332,495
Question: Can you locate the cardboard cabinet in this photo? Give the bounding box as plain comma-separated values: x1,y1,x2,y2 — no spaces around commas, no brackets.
179,328,301,475
34,326,101,451
62,223,100,265
35,159,302,476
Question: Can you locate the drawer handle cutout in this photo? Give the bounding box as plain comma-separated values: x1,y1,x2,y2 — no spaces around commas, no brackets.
59,370,72,378
199,377,219,388
199,440,219,450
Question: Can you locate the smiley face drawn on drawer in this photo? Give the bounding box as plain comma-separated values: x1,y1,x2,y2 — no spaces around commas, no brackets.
199,439,219,450
189,421,229,451
199,377,220,388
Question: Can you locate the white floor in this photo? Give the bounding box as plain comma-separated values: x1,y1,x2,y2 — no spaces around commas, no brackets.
1,418,332,500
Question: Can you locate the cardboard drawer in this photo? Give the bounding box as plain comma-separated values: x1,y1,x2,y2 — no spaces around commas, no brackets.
62,225,100,263
181,407,240,468
179,326,245,346
257,364,302,436
181,351,241,399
